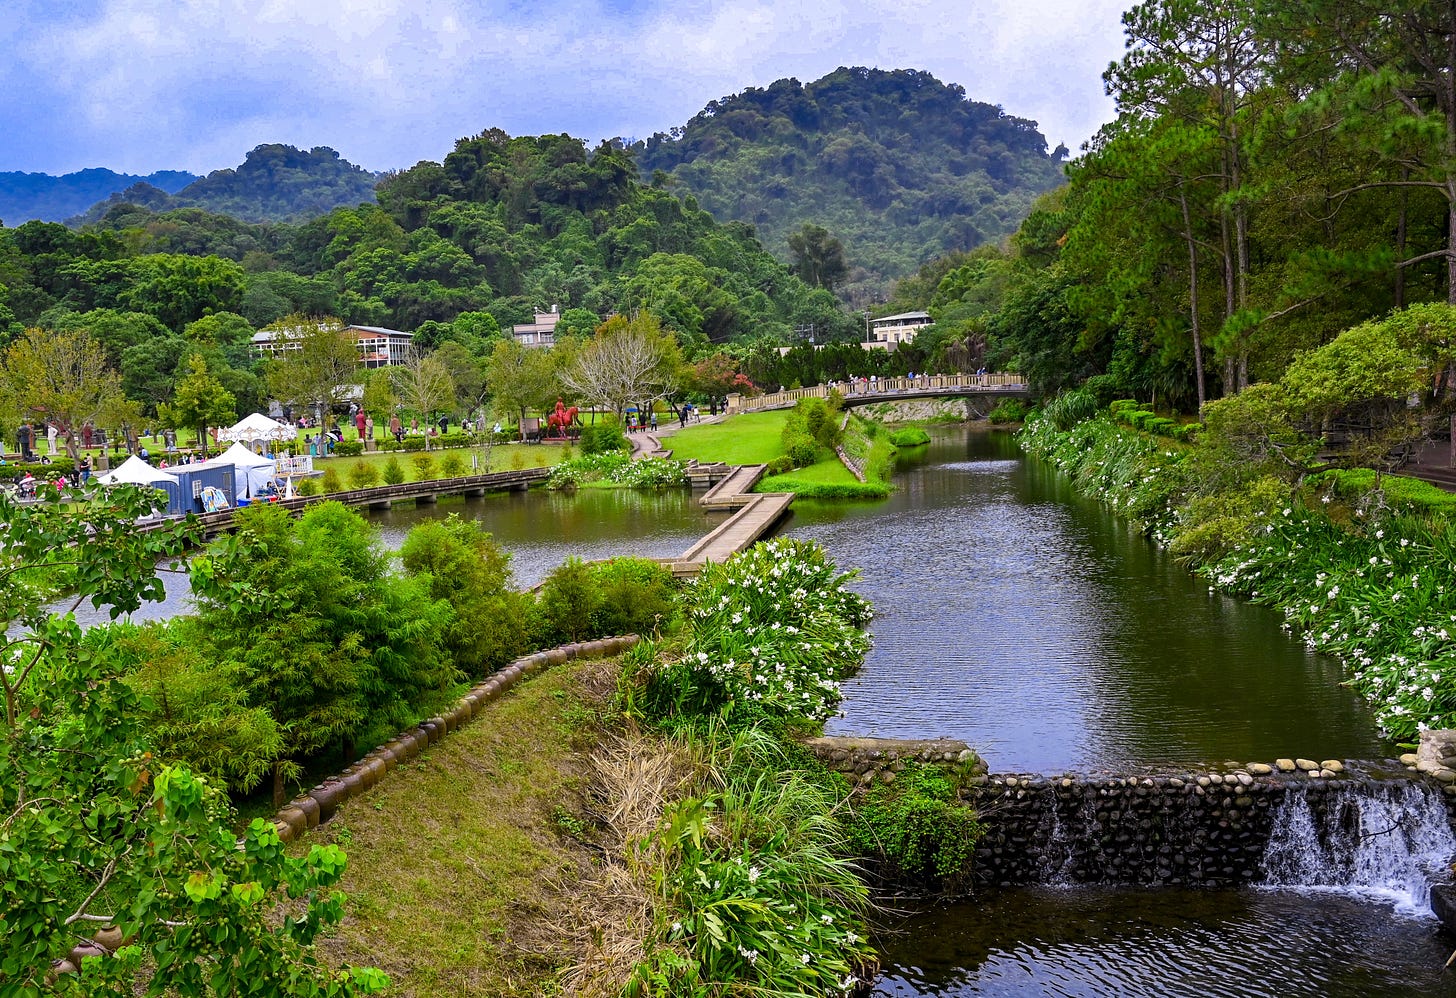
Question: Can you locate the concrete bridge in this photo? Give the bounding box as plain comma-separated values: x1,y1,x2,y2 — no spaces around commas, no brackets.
727,373,1030,414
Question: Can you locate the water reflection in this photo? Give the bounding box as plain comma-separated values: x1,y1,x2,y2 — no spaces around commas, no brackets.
874,888,1456,998
780,427,1391,772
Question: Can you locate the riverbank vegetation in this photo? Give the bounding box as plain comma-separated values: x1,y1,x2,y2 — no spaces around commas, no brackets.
1022,367,1456,742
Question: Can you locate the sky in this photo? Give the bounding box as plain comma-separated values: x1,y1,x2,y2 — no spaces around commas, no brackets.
3,0,1130,177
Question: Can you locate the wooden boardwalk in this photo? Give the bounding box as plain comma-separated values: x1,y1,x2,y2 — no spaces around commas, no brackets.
659,463,794,574
137,467,551,535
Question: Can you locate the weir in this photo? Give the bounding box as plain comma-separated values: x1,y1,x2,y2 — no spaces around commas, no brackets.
968,767,1456,910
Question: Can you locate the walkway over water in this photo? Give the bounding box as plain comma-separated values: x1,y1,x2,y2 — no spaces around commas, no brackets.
728,372,1028,413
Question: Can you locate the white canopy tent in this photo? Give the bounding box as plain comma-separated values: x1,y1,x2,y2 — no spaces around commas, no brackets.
217,413,295,444
215,441,277,500
95,455,179,487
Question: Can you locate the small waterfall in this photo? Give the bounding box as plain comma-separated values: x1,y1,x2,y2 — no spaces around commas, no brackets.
1260,779,1456,915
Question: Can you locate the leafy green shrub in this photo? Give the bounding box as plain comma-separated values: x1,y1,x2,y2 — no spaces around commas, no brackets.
334,440,364,457
1171,422,1203,442
1081,373,1125,405
347,462,379,489
846,764,983,884
410,453,435,481
320,467,342,493
381,456,405,485
402,436,426,452
379,438,404,451
757,477,893,499
1169,475,1294,566
988,399,1030,424
295,477,319,496
1042,388,1100,430
579,422,630,455
1148,417,1177,436
784,432,819,468
888,427,931,447
400,515,532,674
536,557,599,644
439,431,472,448
1109,399,1140,414
439,453,466,477
10,457,77,478
765,456,794,475
589,557,679,638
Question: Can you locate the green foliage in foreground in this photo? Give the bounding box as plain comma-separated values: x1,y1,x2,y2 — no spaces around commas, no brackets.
536,556,680,646
845,763,983,886
1020,405,1456,741
0,486,386,995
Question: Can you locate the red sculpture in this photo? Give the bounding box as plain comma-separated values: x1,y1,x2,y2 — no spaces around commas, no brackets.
546,399,580,439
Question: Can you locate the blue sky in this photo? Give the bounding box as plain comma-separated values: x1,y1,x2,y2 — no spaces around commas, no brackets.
3,0,1129,176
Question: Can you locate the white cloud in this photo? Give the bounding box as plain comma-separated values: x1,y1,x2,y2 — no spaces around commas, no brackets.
3,0,1127,174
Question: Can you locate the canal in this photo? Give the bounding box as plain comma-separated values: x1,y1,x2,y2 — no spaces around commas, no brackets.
779,426,1454,998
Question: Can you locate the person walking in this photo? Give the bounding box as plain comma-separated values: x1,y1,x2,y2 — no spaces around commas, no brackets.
390,414,403,444
78,454,92,485
649,411,658,431
355,409,367,440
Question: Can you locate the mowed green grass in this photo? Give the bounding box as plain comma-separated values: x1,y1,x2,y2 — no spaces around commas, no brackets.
300,658,618,997
661,411,789,464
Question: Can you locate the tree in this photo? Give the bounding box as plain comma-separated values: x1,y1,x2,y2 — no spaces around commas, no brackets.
0,326,126,459
162,353,237,448
787,222,850,291
560,311,682,419
262,315,359,431
362,366,399,424
390,349,457,444
484,337,561,426
0,487,388,996
429,341,486,414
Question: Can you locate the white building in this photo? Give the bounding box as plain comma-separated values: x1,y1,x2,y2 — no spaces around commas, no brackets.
862,311,933,351
512,308,561,348
251,324,415,367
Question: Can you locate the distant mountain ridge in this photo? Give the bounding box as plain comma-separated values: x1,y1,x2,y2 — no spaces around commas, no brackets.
0,168,196,224
68,144,380,225
632,66,1068,299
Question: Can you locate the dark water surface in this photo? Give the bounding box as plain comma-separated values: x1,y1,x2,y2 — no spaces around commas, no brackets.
780,428,1391,773
872,887,1456,998
780,427,1444,998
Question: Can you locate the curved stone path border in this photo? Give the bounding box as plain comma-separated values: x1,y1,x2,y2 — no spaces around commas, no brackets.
269,634,640,844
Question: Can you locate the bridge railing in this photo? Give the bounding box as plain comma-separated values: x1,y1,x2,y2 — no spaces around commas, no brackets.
729,373,1025,413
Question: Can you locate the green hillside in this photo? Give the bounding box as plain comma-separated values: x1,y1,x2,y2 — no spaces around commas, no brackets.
632,67,1068,301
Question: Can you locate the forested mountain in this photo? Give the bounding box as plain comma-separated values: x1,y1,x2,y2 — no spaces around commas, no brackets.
69,144,380,225
880,0,1456,413
0,126,855,428
632,67,1068,302
0,168,195,225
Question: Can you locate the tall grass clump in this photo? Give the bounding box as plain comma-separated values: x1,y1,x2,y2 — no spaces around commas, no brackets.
617,539,880,996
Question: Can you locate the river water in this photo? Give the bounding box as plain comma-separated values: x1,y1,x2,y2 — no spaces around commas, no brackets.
779,427,1455,998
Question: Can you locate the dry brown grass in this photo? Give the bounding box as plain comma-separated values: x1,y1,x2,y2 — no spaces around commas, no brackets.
555,729,700,996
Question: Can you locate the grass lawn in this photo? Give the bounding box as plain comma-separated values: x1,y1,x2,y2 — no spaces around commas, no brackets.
661,411,789,464
301,657,621,997
317,443,563,484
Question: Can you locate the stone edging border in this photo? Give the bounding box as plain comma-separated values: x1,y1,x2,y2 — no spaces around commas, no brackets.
270,634,640,843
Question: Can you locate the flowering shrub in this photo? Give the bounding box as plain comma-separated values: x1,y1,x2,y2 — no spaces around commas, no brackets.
1022,405,1456,742
547,453,687,489
1018,410,1190,544
1203,505,1456,740
643,538,872,727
